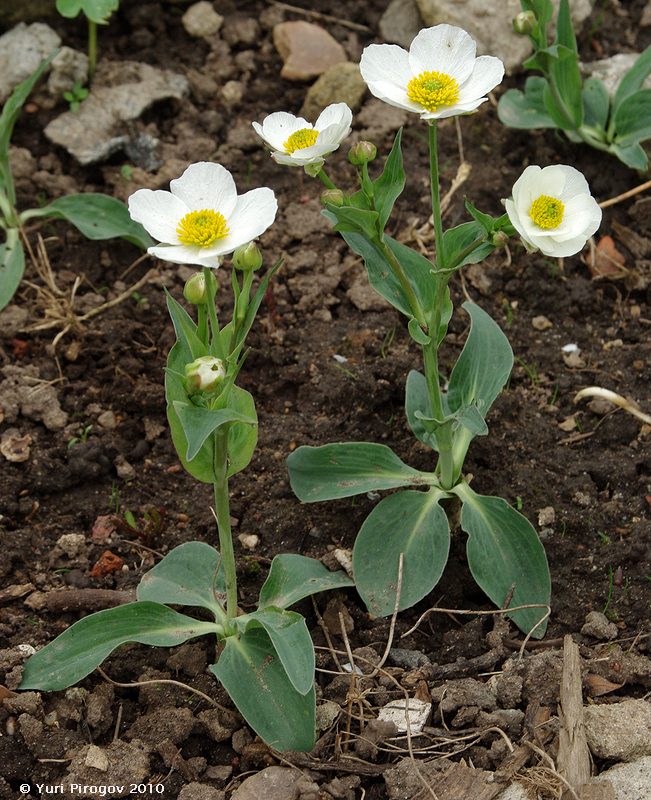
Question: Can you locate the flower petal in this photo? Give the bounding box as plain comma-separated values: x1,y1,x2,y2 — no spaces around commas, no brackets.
551,194,602,241
360,43,412,92
170,162,238,217
315,102,353,132
364,80,422,113
408,25,477,84
556,165,591,201
255,111,311,151
128,189,188,244
533,232,589,258
504,198,536,251
205,187,277,255
457,56,505,103
419,97,486,119
148,243,208,266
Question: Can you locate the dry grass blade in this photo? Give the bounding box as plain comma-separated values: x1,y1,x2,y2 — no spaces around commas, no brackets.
574,386,651,425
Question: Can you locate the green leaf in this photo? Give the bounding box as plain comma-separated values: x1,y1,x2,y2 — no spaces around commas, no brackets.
326,204,380,239
287,442,437,502
56,0,119,24
447,302,513,418
30,194,154,250
612,45,651,117
442,221,494,269
258,554,354,610
226,385,257,477
407,317,431,345
453,404,488,437
173,402,256,462
452,483,551,638
555,0,577,52
405,370,437,451
166,292,206,362
0,230,25,311
582,78,610,132
610,141,648,171
463,199,495,234
212,628,316,751
20,602,219,691
238,608,314,695
137,541,225,617
498,77,557,130
613,89,651,147
230,260,282,357
373,128,405,228
544,46,584,130
353,490,450,617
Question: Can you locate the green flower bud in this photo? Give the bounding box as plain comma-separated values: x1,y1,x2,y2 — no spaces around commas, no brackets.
185,355,226,394
348,141,377,166
183,272,207,304
513,10,536,35
232,241,263,271
321,188,345,207
492,230,510,248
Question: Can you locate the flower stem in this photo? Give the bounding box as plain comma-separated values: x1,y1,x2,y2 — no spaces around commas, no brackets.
428,122,446,270
213,427,238,625
203,267,221,343
88,19,98,84
377,237,427,328
317,169,336,189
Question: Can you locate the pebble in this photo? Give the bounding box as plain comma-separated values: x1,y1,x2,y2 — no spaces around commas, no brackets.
114,454,136,481
182,1,224,38
231,766,319,800
388,648,431,670
379,0,422,48
378,698,432,735
300,61,367,120
237,533,259,550
0,428,32,462
273,21,346,81
0,22,61,102
97,410,117,430
532,315,553,330
585,699,651,761
537,506,555,527
56,533,87,559
590,756,651,800
47,46,89,97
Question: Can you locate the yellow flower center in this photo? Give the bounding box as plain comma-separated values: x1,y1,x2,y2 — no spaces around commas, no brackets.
529,195,565,230
283,127,319,153
406,70,460,112
176,209,229,247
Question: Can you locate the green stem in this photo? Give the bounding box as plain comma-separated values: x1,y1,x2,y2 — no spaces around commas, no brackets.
203,267,220,344
88,19,97,84
317,169,336,189
213,427,238,624
428,122,445,270
375,238,425,327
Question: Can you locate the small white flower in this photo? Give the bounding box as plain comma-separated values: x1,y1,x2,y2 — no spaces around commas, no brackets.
128,162,277,268
252,102,353,168
505,165,602,258
359,24,504,120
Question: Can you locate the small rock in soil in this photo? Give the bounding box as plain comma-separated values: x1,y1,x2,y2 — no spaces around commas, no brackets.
300,62,367,120
85,683,114,735
0,304,29,336
388,647,430,669
377,698,431,735
0,428,32,462
589,756,651,800
126,706,195,746
357,98,409,141
379,0,423,48
520,649,563,705
585,699,651,761
47,46,88,96
166,643,207,678
63,741,150,798
178,784,225,800
231,766,319,800
221,16,260,47
581,610,619,641
347,273,390,311
586,53,651,96
273,21,347,81
434,677,497,715
0,365,68,430
182,1,224,38
316,699,341,731
0,22,61,101
198,708,239,743
384,757,445,800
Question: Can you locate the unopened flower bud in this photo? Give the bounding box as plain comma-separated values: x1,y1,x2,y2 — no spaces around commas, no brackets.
348,141,377,166
304,162,324,178
233,242,263,271
183,272,207,304
185,356,226,394
492,230,510,248
513,10,536,35
321,189,345,207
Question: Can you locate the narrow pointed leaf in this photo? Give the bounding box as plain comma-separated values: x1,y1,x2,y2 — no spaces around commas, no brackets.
453,482,550,638
442,221,494,269
613,89,651,147
373,128,405,228
612,45,651,116
166,292,206,361
226,385,257,477
20,602,220,691
582,78,610,131
610,141,648,170
137,541,226,616
259,554,354,610
287,442,437,502
173,402,256,461
0,230,25,311
353,490,450,617
212,628,316,752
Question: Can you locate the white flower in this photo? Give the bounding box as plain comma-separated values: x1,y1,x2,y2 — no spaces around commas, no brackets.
252,103,352,168
359,24,504,120
504,165,602,258
185,355,226,394
128,162,277,268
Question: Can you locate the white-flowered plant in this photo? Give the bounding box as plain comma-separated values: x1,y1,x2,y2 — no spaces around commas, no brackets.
128,161,277,268
252,102,353,169
504,165,602,258
360,24,504,119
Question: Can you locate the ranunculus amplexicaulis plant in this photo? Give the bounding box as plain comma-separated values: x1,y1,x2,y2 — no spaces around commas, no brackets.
258,24,600,639
19,162,354,753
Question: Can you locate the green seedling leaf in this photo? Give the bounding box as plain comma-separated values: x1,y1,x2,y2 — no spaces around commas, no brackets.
405,370,437,451
582,78,610,132
453,404,488,437
453,483,551,638
613,89,651,147
28,194,153,250
407,317,431,345
137,541,226,618
56,0,119,24
543,50,583,131
373,127,405,228
612,45,651,118
173,402,256,462
238,608,314,695
20,602,219,691
353,489,450,617
498,77,557,130
226,385,257,477
258,554,354,609
287,442,437,502
326,204,380,240
442,221,494,269
0,230,25,311
212,628,316,752
610,141,648,171
165,292,206,362
463,199,495,234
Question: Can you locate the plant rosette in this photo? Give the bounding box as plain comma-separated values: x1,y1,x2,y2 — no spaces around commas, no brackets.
360,24,504,119
128,161,277,268
252,102,353,168
504,164,602,257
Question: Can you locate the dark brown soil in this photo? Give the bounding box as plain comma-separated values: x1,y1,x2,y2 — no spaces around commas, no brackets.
0,1,649,799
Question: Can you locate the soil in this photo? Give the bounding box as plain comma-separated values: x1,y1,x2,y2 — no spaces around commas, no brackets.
0,1,650,799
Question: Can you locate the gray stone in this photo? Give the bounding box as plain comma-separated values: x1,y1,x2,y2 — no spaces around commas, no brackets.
581,610,619,641
585,700,651,761
379,0,424,48
590,757,651,800
388,647,431,669
45,60,189,165
47,46,89,97
0,304,28,337
301,61,367,121
273,21,347,81
584,54,651,97
0,365,68,430
177,784,224,800
63,741,149,798
0,22,61,102
495,784,530,800
182,2,224,38
357,99,409,142
414,0,592,74
231,766,319,800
